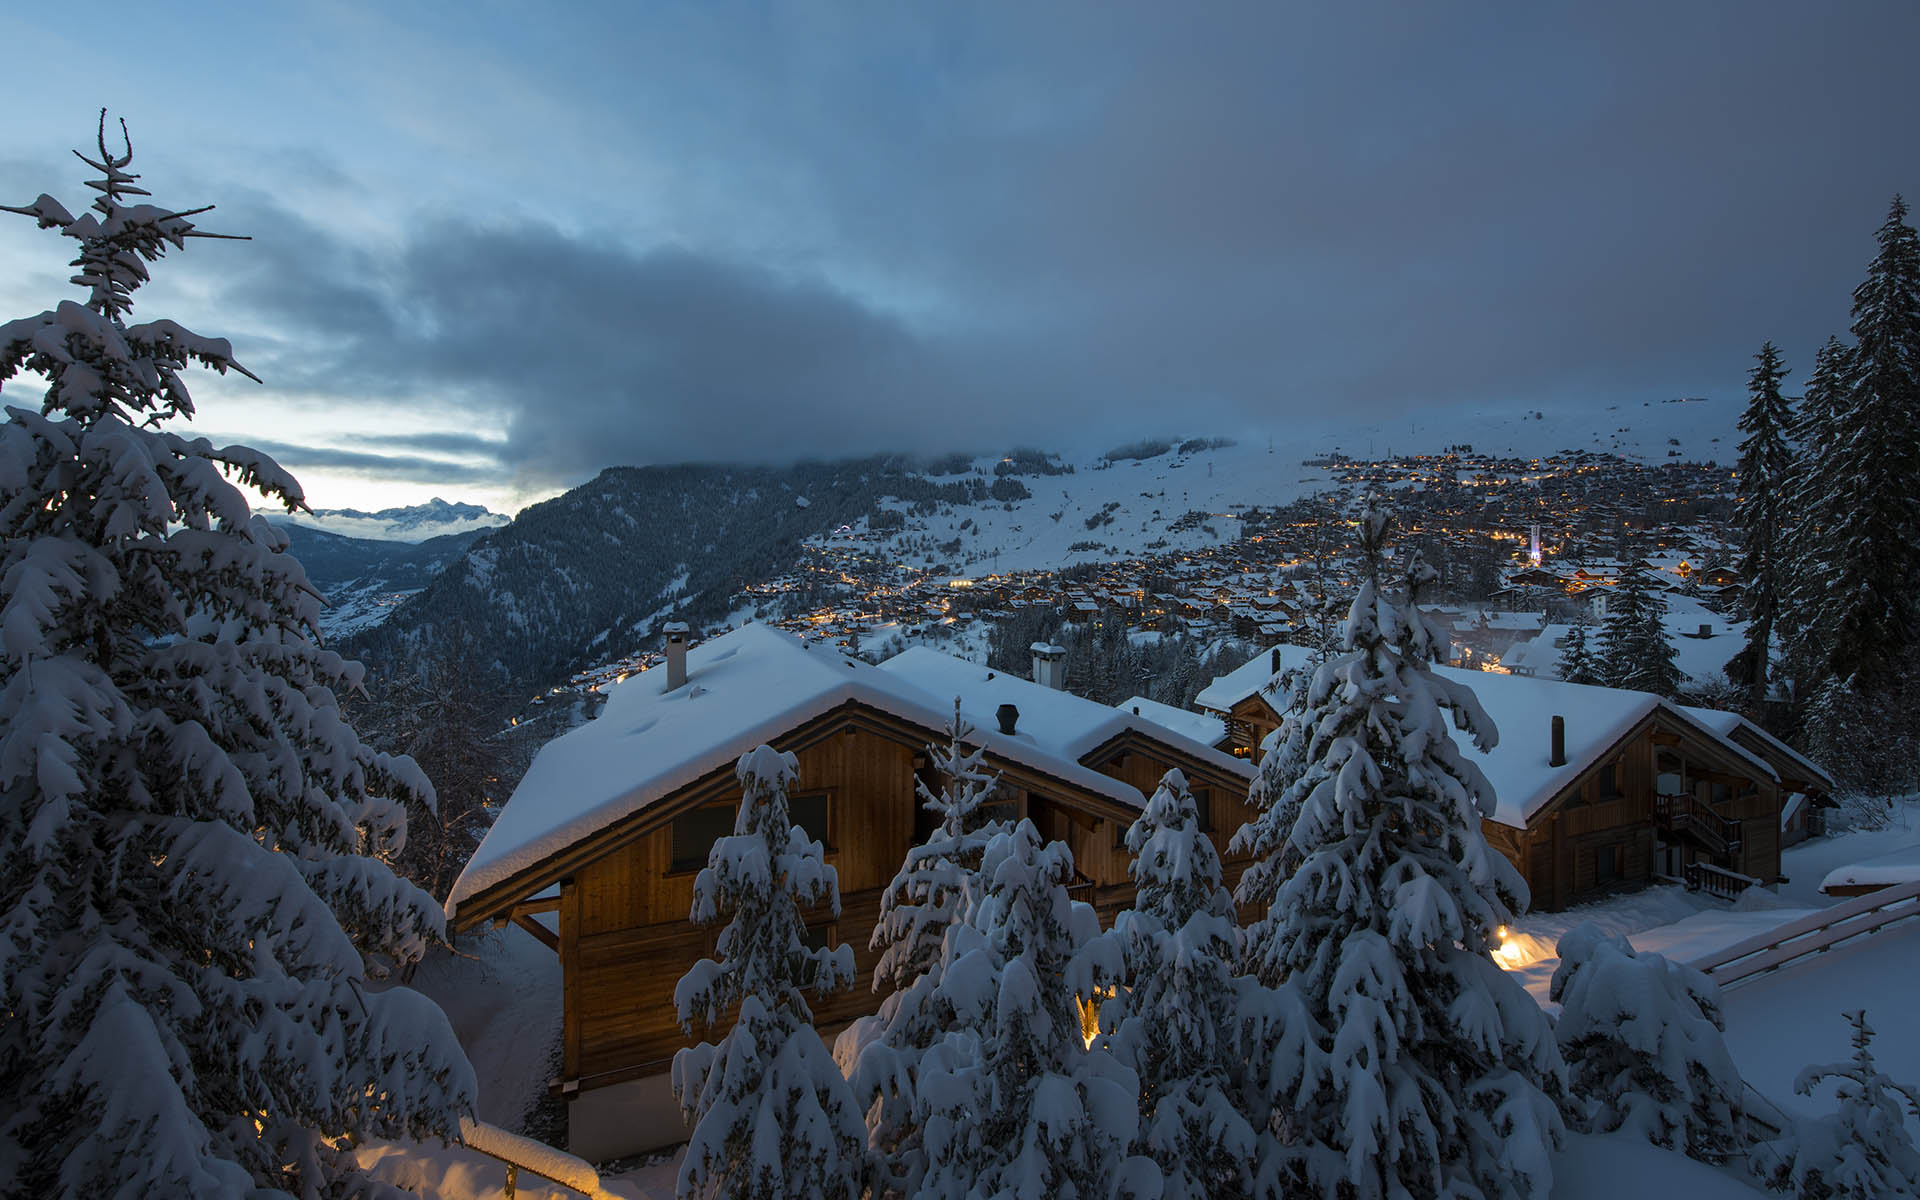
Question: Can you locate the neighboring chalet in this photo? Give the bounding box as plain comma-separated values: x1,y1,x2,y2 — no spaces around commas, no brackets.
445,623,1254,1161
1191,644,1830,913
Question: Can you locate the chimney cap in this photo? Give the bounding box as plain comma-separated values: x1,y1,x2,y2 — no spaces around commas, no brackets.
664,621,690,636
996,703,1020,735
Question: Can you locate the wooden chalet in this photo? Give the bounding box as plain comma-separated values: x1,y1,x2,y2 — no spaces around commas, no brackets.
445,624,1253,1160
1194,644,1823,913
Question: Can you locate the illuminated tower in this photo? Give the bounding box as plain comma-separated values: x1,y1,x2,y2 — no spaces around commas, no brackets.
1529,523,1542,567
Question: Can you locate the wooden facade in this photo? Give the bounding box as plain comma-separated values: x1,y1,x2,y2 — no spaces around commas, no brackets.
1476,709,1783,911
453,699,1254,1099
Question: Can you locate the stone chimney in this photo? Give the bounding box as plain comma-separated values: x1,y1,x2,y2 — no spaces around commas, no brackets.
664,622,690,691
1030,642,1067,690
1550,714,1567,768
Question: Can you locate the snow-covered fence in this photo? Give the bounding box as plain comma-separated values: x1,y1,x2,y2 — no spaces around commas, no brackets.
1683,861,1762,901
1688,878,1920,990
457,1117,619,1199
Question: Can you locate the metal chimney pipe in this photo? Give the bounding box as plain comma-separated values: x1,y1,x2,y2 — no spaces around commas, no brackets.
1549,715,1567,767
664,621,690,690
1270,646,1281,674
996,703,1019,735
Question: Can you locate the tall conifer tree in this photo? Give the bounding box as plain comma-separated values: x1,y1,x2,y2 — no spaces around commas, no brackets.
1253,506,1566,1199
1557,619,1603,686
1599,568,1681,697
1734,342,1793,711
1819,197,1920,697
672,746,867,1200
1779,335,1853,681
0,117,473,1195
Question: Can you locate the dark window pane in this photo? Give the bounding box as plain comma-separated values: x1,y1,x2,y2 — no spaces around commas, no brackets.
1193,787,1213,833
671,804,736,872
791,792,831,849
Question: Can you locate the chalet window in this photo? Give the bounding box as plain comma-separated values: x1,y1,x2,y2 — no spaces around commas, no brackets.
670,803,736,873
1193,787,1213,833
1597,757,1624,800
1594,844,1622,885
791,791,832,851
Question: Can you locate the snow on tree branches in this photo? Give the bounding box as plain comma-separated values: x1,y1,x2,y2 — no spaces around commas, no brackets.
1599,566,1681,698
846,699,1010,1191
672,745,866,1200
912,820,1144,1200
1733,341,1793,711
1549,923,1745,1162
1752,1010,1920,1199
0,115,473,1196
1245,503,1567,1200
1095,769,1301,1200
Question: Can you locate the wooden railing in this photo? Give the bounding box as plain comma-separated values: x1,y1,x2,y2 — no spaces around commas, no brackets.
458,1116,624,1199
1684,861,1761,900
1688,878,1920,990
1655,793,1742,858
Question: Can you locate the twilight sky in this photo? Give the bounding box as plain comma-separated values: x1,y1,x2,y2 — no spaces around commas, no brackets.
2,2,1915,514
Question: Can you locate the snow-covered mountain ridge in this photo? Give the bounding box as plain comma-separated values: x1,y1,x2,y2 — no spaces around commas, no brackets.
828,396,1742,577
261,497,509,543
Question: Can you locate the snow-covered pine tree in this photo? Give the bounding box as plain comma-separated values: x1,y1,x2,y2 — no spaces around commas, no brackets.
1734,341,1794,712
1790,200,1920,789
1548,924,1745,1162
1556,619,1603,686
1779,334,1854,685
1098,769,1298,1200
1752,1010,1920,1199
1254,505,1567,1200
913,820,1143,1200
847,699,1009,1191
1599,567,1681,697
672,745,867,1200
1231,660,1315,986
0,116,474,1196
1822,199,1920,697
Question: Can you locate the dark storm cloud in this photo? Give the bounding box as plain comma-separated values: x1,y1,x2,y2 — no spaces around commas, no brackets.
237,438,503,486
201,208,1008,485
343,430,510,458
169,1,1920,492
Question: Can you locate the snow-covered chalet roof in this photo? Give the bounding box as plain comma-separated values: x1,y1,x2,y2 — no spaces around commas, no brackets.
1116,695,1228,749
448,625,1158,918
1678,706,1833,791
877,648,1252,782
1193,646,1291,717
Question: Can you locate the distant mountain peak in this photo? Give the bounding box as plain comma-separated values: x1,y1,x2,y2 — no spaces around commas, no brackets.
259,498,510,544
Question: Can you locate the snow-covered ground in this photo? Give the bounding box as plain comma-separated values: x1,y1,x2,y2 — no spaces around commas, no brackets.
402,924,563,1130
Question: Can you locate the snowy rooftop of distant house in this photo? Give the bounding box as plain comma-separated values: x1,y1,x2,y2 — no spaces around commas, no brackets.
1200,642,1778,829
1819,844,1920,893
878,648,1251,782
1679,706,1834,790
1194,646,1291,717
1114,695,1228,750
1497,624,1575,675
447,626,1194,918
1484,611,1547,632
